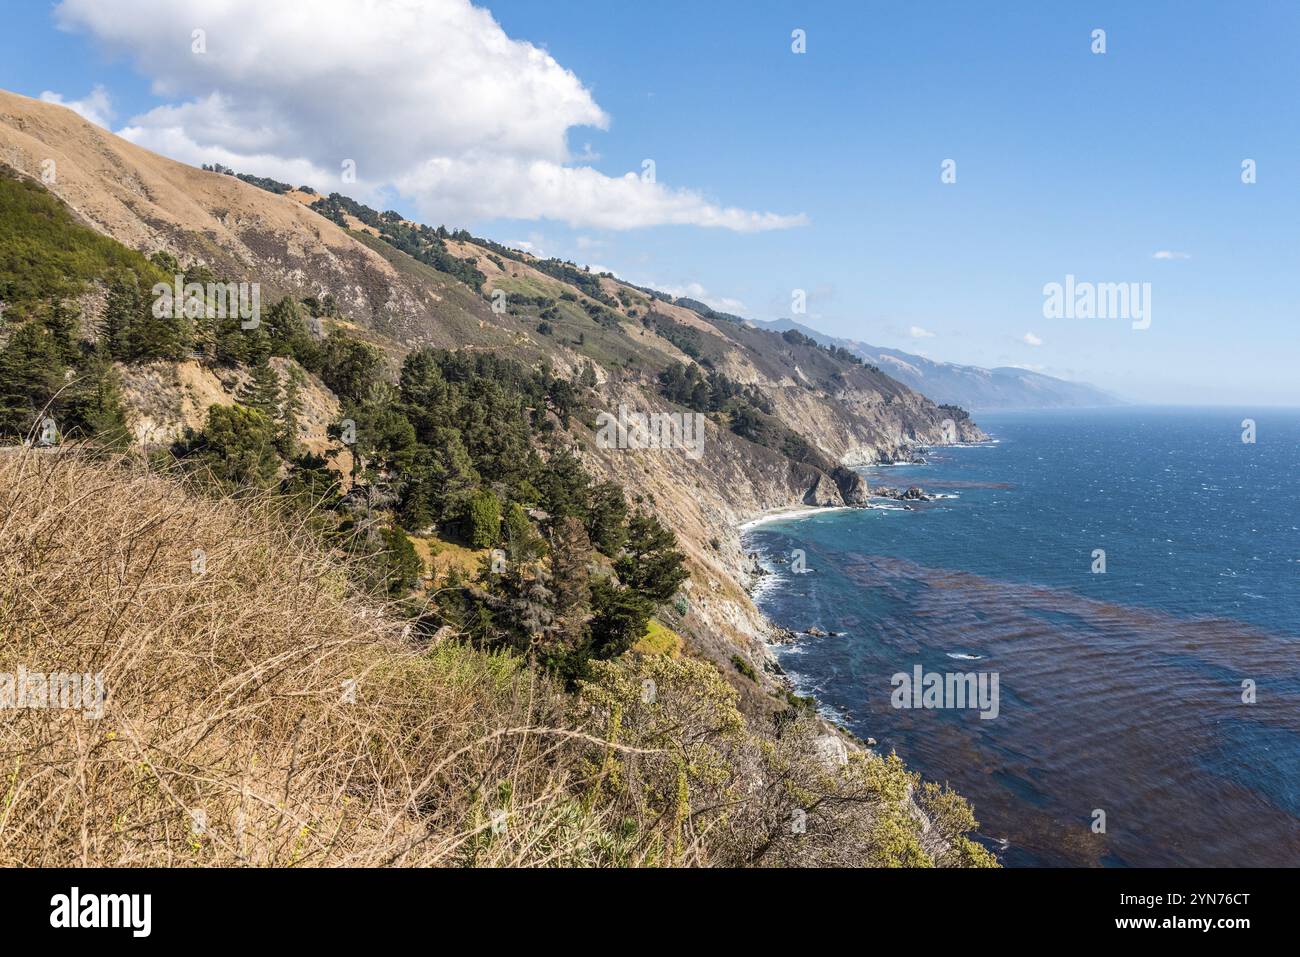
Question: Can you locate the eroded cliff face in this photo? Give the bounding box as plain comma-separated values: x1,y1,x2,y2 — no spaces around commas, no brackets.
117,357,341,454
768,382,986,467
574,371,983,713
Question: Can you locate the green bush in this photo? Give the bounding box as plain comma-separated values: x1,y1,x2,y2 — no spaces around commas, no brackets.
731,654,759,682
466,489,502,548
182,404,281,490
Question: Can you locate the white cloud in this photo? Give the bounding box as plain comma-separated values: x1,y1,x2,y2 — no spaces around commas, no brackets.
54,0,805,232
39,85,114,128
394,156,806,231
634,279,744,313
909,325,936,339
505,239,546,258
1152,250,1191,260
1023,331,1043,346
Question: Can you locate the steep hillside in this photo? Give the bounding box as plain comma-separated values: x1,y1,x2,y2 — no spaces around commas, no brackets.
754,317,1123,411
0,447,993,867
0,90,506,351
0,86,984,727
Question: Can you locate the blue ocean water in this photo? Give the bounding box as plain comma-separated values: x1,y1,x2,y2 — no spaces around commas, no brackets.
745,408,1300,867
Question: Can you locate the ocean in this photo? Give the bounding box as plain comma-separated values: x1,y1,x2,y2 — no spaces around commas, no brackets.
743,407,1300,867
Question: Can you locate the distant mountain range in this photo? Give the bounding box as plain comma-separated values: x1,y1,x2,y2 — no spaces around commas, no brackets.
747,318,1123,412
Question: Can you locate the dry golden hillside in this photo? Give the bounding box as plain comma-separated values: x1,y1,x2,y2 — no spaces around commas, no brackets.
0,89,507,349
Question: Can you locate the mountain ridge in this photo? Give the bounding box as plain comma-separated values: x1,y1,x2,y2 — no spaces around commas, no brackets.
733,316,1122,411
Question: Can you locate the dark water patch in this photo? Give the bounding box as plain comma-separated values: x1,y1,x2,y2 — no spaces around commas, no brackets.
752,545,1300,867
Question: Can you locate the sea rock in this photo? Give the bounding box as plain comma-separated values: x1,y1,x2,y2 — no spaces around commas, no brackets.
873,485,931,502
830,465,872,505
802,471,843,507
805,626,830,637
768,627,800,645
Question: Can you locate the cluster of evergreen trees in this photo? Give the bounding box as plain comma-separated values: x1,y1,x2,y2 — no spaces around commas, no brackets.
163,303,687,684
0,168,164,442
308,193,487,292
643,312,706,361
658,360,768,415
313,342,687,681
0,299,129,446
655,359,824,465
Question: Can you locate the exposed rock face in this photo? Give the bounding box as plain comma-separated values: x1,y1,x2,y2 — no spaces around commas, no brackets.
803,471,842,507
831,466,872,505
813,735,850,768
117,357,340,456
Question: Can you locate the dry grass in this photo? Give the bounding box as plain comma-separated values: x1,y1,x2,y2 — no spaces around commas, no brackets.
410,534,485,587
0,448,637,866
0,447,996,868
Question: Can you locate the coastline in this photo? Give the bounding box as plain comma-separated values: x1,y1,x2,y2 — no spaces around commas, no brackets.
738,496,915,533
737,502,859,532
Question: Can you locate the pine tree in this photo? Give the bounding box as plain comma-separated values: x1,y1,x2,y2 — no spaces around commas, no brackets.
129,284,191,361
430,427,480,522
62,350,130,447
542,516,594,683
589,577,654,660
190,404,280,489
266,296,308,359
42,300,82,366
496,561,555,648
585,480,628,555
504,501,545,562
0,321,66,439
101,275,140,360
277,364,304,458
616,513,688,602
237,360,282,417
466,489,502,547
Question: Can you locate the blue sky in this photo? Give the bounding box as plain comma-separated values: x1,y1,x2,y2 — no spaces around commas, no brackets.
3,1,1298,405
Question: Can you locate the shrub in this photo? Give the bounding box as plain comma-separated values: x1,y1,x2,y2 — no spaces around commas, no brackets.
731,654,759,682
182,404,281,490
466,488,502,548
